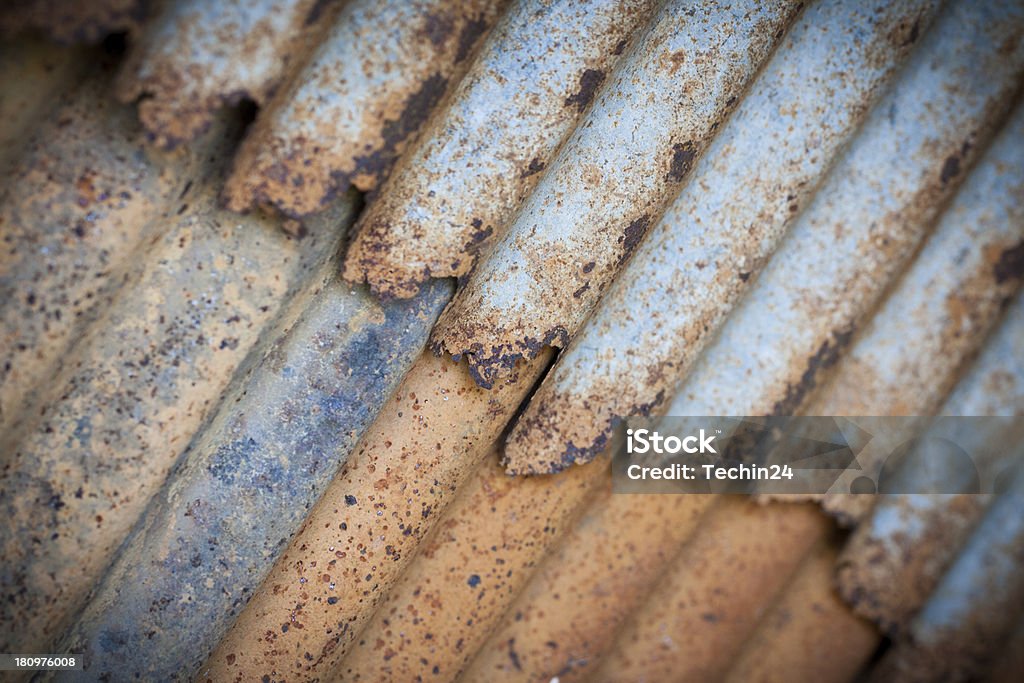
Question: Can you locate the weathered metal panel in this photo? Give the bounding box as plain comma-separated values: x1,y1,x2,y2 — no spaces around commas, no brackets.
869,461,1024,682
200,351,551,682
52,277,451,680
222,0,507,215
1,122,339,657
462,490,713,682
115,0,337,148
811,101,1024,522
590,499,829,682
429,0,802,389
836,296,1024,635
334,452,608,682
659,0,1023,419
341,0,660,298
0,70,210,444
504,0,943,474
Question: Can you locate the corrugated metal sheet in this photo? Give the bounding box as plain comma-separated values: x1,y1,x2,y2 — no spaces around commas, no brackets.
1,0,1022,681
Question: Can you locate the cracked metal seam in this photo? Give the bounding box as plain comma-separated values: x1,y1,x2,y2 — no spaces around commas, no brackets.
505,0,945,474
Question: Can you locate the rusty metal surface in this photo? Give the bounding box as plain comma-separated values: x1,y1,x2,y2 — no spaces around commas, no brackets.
656,0,1023,420
200,351,550,682
115,0,337,148
721,541,879,683
222,0,506,216
341,0,659,298
2,3,1023,682
333,452,608,682
0,0,148,44
869,461,1024,682
52,278,450,680
463,490,713,682
590,499,830,682
1,112,340,658
811,101,1024,523
429,0,802,390
505,0,942,474
836,296,1024,635
0,68,210,446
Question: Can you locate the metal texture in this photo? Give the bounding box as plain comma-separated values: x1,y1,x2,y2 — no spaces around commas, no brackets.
114,0,337,148
0,69,210,445
54,275,450,680
1,108,339,658
222,0,506,216
463,490,713,682
2,3,1023,682
429,0,802,390
653,0,1023,420
591,499,830,682
869,461,1024,682
836,296,1024,635
720,541,879,683
200,351,551,681
341,0,659,298
332,452,607,682
505,0,942,474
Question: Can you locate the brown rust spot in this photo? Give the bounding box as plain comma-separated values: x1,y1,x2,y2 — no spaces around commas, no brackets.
616,214,651,266
772,327,856,416
993,239,1024,284
665,141,696,182
520,157,546,178
350,73,450,189
564,68,606,113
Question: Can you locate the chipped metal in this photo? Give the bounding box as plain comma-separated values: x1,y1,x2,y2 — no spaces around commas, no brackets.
341,0,660,298
505,0,943,474
222,0,506,216
115,0,338,148
429,0,803,389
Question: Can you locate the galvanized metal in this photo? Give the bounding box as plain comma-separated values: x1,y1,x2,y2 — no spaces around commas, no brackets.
200,351,551,682
658,0,1023,420
505,0,943,474
52,277,450,680
115,0,337,148
341,0,659,298
222,0,506,216
869,460,1024,682
836,296,1024,635
429,0,802,390
462,489,713,682
1,121,338,658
